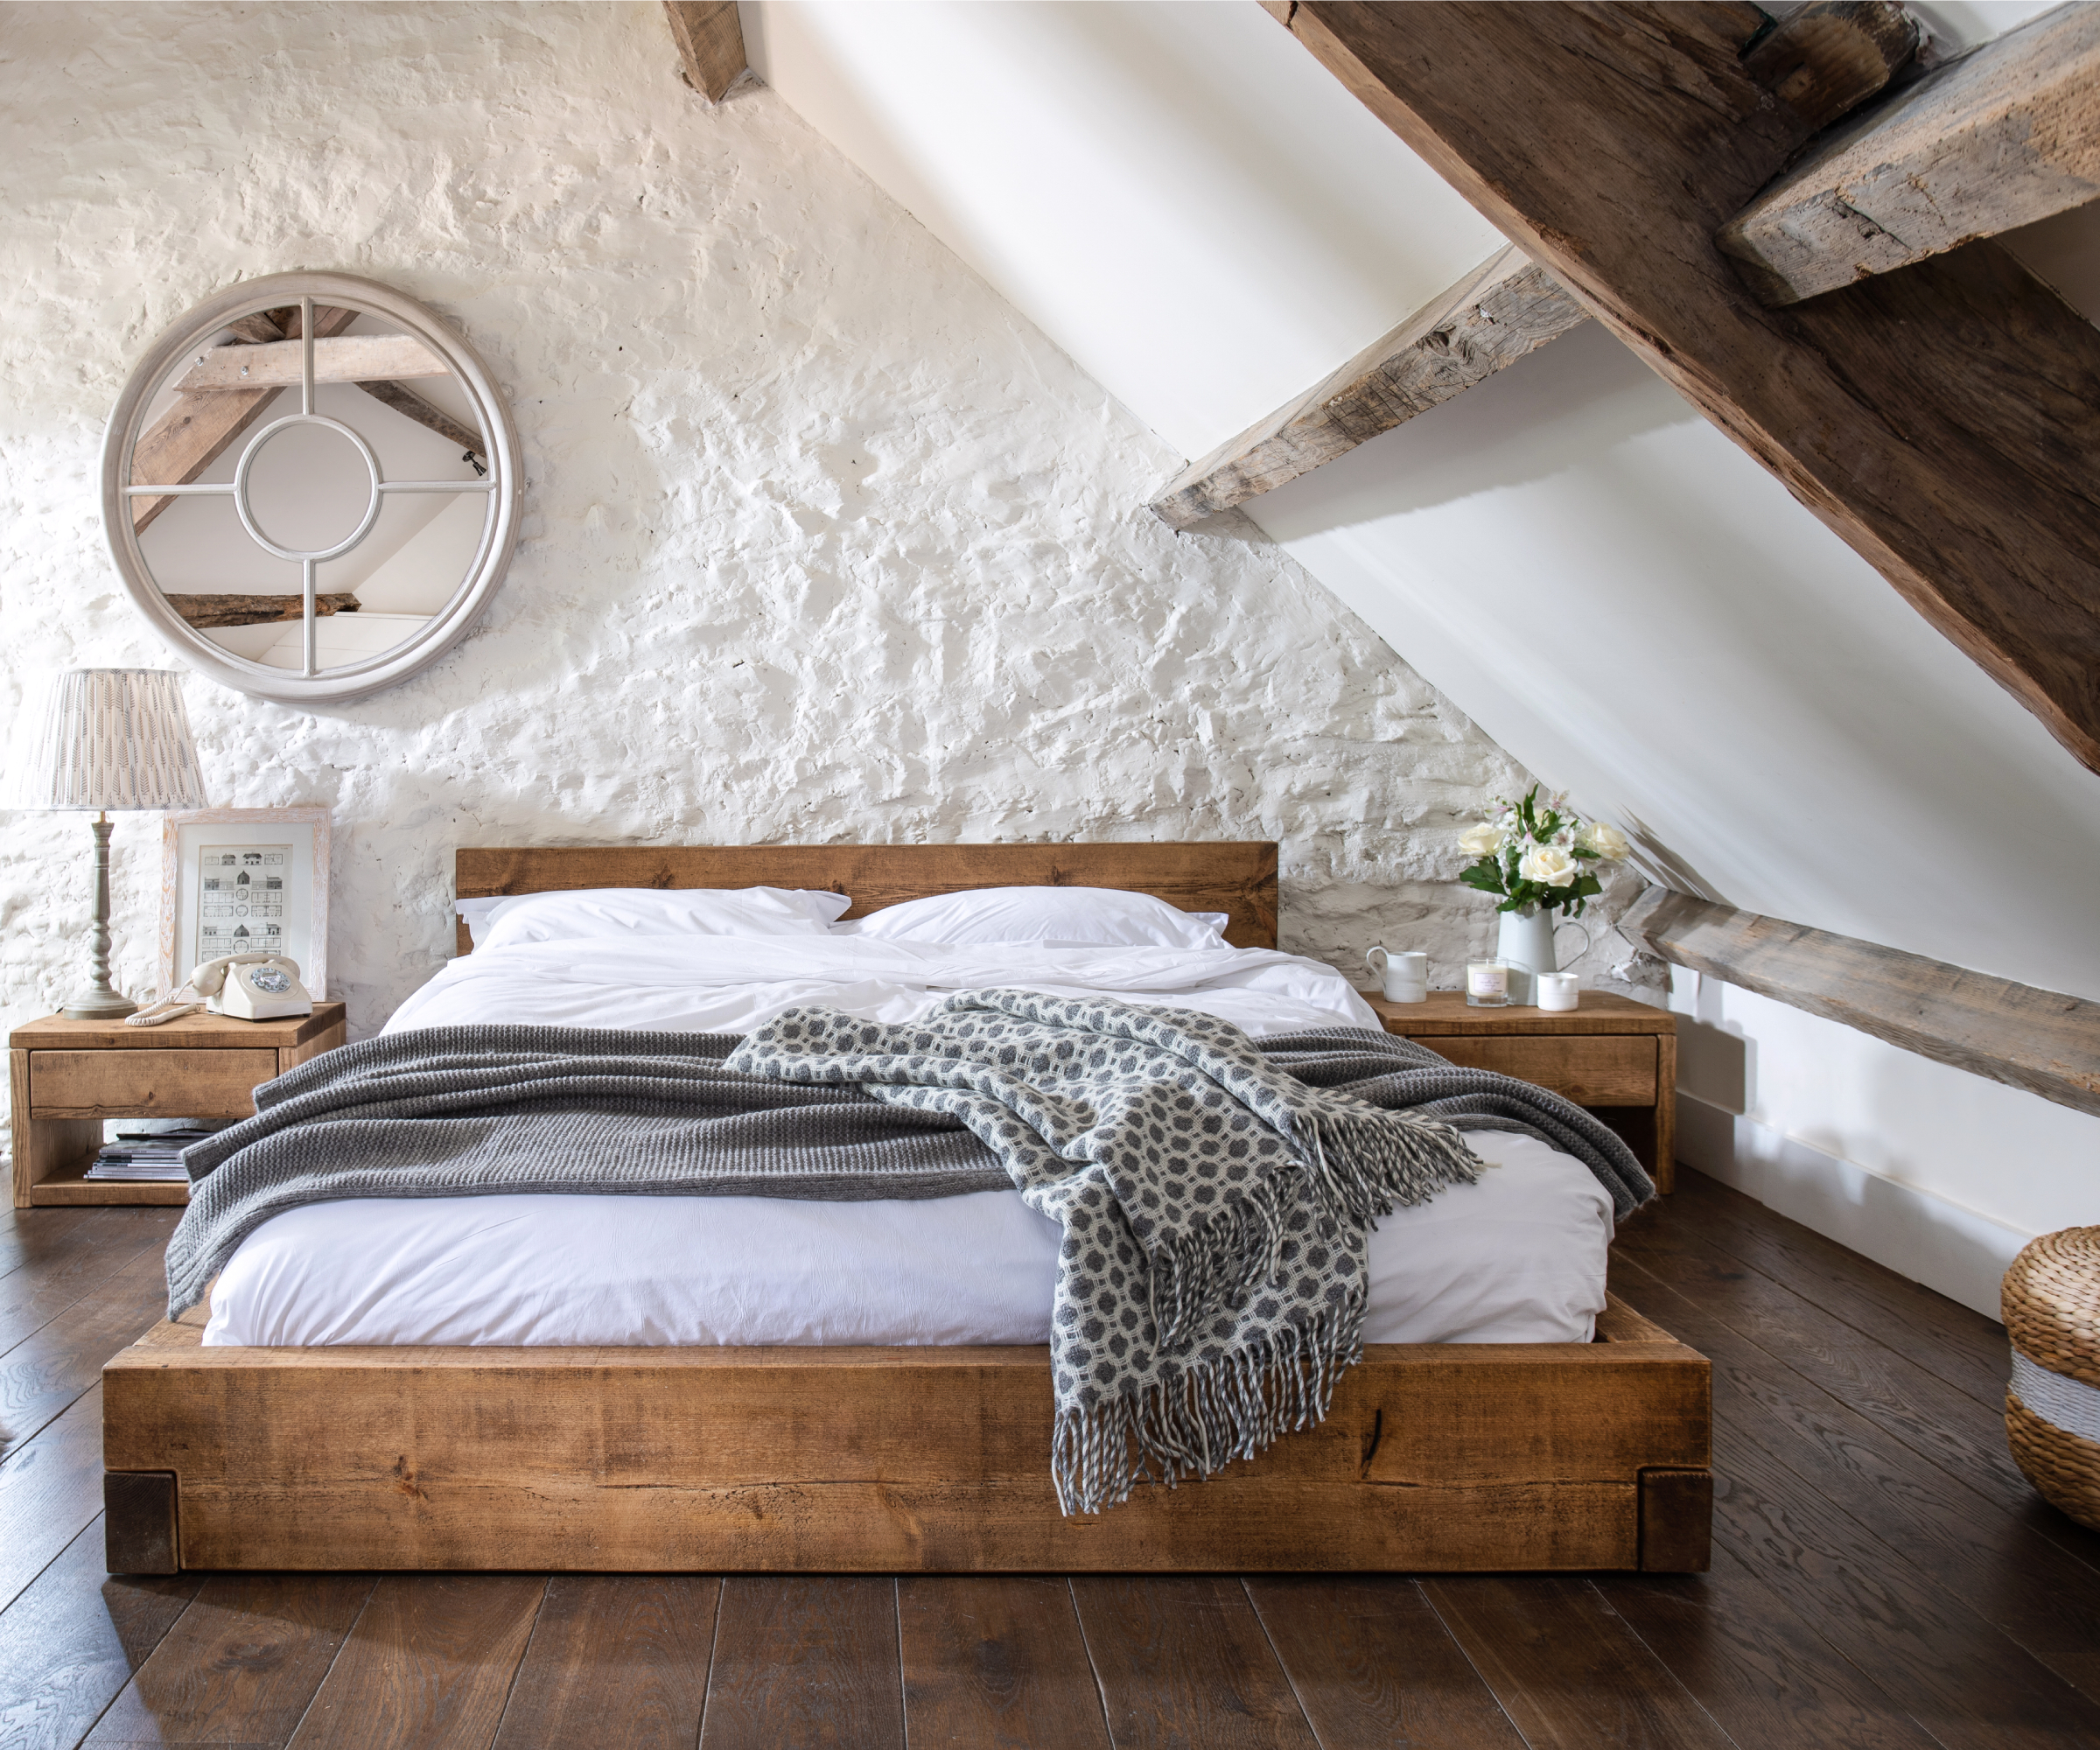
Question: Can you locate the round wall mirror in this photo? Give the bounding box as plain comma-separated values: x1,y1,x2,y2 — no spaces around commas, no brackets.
101,271,521,705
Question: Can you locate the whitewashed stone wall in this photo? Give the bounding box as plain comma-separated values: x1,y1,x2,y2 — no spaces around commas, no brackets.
0,1,1653,1088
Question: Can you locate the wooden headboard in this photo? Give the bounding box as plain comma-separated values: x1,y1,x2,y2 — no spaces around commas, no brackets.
454,843,1279,955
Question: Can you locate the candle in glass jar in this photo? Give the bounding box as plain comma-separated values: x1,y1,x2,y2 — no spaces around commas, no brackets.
1466,960,1510,1007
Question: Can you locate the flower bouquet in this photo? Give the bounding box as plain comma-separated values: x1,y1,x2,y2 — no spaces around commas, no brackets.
1457,786,1630,917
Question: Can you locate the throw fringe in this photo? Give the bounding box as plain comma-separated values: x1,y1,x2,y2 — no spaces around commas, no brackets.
1145,1178,1283,1352
1296,1105,1480,1224
1052,1301,1363,1516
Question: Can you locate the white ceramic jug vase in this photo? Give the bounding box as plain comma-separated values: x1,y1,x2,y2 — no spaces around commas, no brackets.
1495,906,1591,1005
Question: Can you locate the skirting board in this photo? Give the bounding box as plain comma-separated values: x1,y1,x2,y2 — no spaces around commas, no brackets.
1675,1090,2030,1321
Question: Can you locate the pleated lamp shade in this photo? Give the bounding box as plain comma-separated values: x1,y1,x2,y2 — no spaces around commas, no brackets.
13,669,208,811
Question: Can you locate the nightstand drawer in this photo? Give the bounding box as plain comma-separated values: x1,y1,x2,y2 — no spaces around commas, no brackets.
1425,1036,1658,1106
28,1048,278,1120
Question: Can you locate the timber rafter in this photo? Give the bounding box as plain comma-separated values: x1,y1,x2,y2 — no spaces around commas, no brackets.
1269,1,2100,779
1624,887,2100,1118
1149,247,1588,529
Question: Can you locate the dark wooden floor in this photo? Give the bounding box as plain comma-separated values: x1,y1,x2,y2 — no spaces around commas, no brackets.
3,1170,2096,1749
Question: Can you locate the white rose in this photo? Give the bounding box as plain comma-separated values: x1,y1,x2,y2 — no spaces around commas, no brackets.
1458,822,1505,858
1582,821,1631,860
1520,844,1578,887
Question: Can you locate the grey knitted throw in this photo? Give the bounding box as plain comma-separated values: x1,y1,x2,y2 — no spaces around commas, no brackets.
167,998,1650,1515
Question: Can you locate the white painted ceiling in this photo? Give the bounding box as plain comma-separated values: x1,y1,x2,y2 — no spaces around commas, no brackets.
745,0,2100,1000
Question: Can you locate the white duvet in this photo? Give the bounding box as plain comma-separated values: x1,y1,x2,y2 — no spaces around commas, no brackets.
382,933,1388,1040
204,934,1613,1348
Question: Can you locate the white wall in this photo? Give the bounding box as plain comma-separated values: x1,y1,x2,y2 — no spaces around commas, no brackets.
742,0,2100,1312
0,2,1555,1082
739,0,1505,462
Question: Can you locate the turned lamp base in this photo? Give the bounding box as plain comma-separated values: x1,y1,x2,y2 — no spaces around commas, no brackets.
61,813,137,1022
61,987,138,1022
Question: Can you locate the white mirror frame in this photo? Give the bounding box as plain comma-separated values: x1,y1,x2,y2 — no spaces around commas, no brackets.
101,271,522,706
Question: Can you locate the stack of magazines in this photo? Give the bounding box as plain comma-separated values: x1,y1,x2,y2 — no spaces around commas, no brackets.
84,1125,221,1182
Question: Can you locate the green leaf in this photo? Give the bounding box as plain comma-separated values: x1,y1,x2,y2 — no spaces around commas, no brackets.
1459,864,1505,894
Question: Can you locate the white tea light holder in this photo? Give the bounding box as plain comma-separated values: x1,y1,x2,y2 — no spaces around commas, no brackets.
1536,971,1580,1012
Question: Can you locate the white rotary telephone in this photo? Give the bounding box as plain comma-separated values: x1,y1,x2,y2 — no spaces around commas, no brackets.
126,953,314,1026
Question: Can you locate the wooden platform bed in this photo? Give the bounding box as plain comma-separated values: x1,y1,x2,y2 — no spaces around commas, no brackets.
102,843,1711,1575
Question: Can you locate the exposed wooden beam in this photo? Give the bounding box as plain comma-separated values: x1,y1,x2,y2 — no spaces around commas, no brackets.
1148,246,1588,530
1271,3,2100,778
1720,4,2100,305
1740,1,1922,133
354,379,484,456
222,311,287,345
165,592,360,629
1623,887,2100,1118
174,332,447,393
129,304,358,535
664,0,746,103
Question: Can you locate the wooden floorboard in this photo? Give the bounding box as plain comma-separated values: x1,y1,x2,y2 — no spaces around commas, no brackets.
1244,1576,1526,1749
898,1576,1111,1749
4,1170,2095,1750
1664,1172,2012,1411
0,1383,108,1620
83,1573,374,1748
1596,1551,1948,1750
0,1519,200,1750
281,1575,543,1750
698,1576,904,1750
489,1575,718,1750
0,1242,178,1463
1422,1575,1737,1749
1708,1410,2100,1748
1070,1576,1318,1749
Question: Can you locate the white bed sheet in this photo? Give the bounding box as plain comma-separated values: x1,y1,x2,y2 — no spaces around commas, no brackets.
204,1130,1610,1347
203,932,1613,1348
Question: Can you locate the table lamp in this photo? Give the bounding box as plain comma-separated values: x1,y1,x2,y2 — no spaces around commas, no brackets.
11,670,209,1019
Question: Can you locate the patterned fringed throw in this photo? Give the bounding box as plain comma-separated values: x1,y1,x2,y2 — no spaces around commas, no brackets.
725,990,1487,1515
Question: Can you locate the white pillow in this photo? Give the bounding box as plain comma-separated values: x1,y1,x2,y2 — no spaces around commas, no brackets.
844,886,1228,949
468,886,850,949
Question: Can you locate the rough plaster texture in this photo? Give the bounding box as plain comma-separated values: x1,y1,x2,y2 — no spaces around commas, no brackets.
0,1,1654,1116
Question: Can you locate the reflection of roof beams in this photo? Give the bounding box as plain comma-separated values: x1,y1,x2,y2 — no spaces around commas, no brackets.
1720,5,2100,305
664,1,746,102
355,379,483,457
175,332,447,393
129,305,358,534
1149,247,1586,530
167,592,360,627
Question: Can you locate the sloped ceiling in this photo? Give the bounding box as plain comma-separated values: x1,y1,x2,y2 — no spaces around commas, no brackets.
743,0,2100,1003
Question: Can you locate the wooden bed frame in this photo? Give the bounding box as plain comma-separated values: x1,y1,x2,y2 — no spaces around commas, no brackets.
103,842,1710,1574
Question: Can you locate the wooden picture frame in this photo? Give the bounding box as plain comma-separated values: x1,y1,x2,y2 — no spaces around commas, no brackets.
103,840,1710,1577
158,807,331,999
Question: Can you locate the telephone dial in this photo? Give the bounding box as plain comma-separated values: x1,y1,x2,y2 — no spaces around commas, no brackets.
126,953,314,1026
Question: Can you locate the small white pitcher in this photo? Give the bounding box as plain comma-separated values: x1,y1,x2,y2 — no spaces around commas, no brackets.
1494,907,1590,1006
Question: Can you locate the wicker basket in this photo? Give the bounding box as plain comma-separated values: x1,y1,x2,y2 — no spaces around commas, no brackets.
2003,1227,2100,1531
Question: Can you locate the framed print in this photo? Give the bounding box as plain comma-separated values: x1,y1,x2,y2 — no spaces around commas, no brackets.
158,807,331,999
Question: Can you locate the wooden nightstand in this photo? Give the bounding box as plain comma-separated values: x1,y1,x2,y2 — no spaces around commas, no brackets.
1366,990,1679,1192
9,1004,346,1208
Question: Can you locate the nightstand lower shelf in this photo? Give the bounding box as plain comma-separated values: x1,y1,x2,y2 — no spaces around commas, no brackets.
27,1153,191,1207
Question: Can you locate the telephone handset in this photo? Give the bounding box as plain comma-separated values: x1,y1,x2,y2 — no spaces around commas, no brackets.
126,953,314,1027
